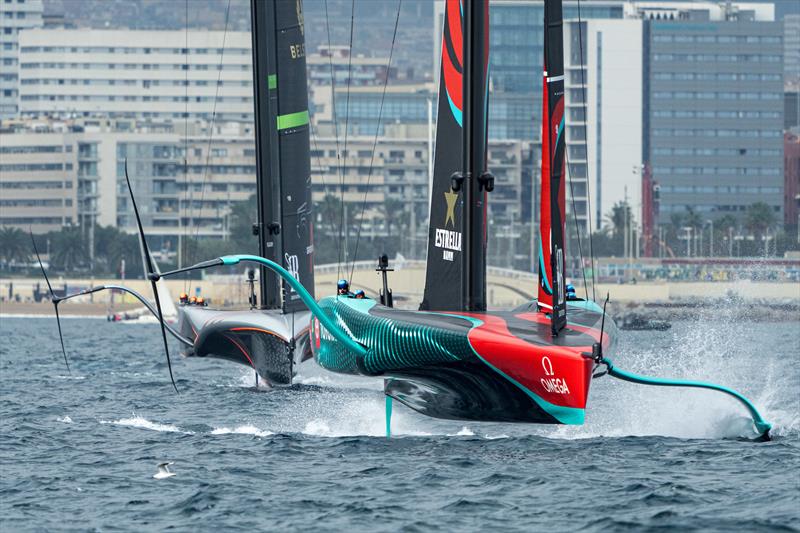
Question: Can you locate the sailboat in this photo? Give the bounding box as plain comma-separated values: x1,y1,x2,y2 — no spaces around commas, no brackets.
300,0,769,438
175,0,315,385
34,0,315,387
308,0,603,425
38,0,770,439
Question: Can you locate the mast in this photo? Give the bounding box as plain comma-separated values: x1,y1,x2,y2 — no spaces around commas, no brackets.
461,0,491,312
537,0,568,335
250,0,314,312
421,0,491,312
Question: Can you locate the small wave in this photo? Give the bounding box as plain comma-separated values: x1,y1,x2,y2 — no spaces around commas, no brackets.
448,426,475,437
210,425,273,438
54,375,86,380
100,415,193,434
57,415,73,424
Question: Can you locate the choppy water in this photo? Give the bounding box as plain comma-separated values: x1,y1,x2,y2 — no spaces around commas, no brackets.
1,312,799,531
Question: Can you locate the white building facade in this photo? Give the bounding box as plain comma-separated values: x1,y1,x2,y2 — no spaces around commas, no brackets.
16,29,253,122
0,0,43,118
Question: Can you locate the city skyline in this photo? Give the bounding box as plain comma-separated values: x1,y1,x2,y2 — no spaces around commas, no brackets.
1,0,798,269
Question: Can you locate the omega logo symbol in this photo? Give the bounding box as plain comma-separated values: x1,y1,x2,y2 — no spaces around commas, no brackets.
542,356,554,376
540,355,570,395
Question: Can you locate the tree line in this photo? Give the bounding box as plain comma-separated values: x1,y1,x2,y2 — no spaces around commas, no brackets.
2,197,796,277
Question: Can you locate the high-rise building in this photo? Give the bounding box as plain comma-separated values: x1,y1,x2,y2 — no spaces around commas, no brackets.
784,14,800,84
645,8,784,224
0,0,43,118
16,29,253,122
785,131,800,228
564,18,644,234
433,1,785,241
434,0,625,141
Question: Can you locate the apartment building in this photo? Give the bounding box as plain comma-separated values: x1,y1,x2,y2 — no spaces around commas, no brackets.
16,29,253,122
0,0,43,118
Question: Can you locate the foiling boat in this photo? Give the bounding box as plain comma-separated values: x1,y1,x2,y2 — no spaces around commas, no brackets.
309,0,607,426
33,0,316,387
35,0,771,440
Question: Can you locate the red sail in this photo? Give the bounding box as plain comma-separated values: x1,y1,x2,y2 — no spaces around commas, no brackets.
538,70,553,309
537,0,567,335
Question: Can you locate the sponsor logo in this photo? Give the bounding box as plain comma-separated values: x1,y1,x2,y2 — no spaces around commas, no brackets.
435,228,461,261
539,356,570,395
444,189,458,227
285,253,300,282
290,43,305,59
435,189,462,261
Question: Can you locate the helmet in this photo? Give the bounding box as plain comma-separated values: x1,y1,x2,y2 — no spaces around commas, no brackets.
354,290,365,299
337,279,349,291
566,283,575,293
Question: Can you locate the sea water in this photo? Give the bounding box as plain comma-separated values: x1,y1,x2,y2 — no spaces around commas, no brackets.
1,314,798,531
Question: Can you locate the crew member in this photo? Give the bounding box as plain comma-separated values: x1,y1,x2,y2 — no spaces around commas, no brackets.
354,289,366,299
179,292,188,305
566,283,577,300
337,279,351,296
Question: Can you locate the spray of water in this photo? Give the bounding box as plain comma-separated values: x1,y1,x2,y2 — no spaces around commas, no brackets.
198,298,799,441
547,295,799,440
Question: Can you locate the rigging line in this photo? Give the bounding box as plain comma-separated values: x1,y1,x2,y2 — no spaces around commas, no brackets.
309,127,337,232
324,0,345,284
576,0,597,301
338,0,356,281
187,0,231,295
564,138,590,301
182,0,189,291
348,0,402,284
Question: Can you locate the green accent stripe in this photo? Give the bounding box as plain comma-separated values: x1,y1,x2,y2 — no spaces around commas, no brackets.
268,74,277,90
276,110,309,130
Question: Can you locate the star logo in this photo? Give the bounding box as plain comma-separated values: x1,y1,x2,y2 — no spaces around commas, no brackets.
444,189,458,227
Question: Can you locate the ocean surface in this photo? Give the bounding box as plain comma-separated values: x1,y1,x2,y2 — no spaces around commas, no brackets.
1,311,798,531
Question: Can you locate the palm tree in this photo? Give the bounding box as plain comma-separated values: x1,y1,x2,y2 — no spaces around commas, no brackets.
683,207,703,233
604,201,633,239
49,226,87,273
378,198,407,241
0,227,31,267
745,202,777,254
745,202,776,238
228,193,258,251
318,194,343,236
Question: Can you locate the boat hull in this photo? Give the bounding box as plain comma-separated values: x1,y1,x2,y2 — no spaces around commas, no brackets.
310,297,617,424
178,306,312,386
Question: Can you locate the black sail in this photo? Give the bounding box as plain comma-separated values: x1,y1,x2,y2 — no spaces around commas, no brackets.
250,0,314,313
421,0,489,312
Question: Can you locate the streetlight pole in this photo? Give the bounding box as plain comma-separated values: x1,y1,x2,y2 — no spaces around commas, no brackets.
707,219,713,258
728,226,733,257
